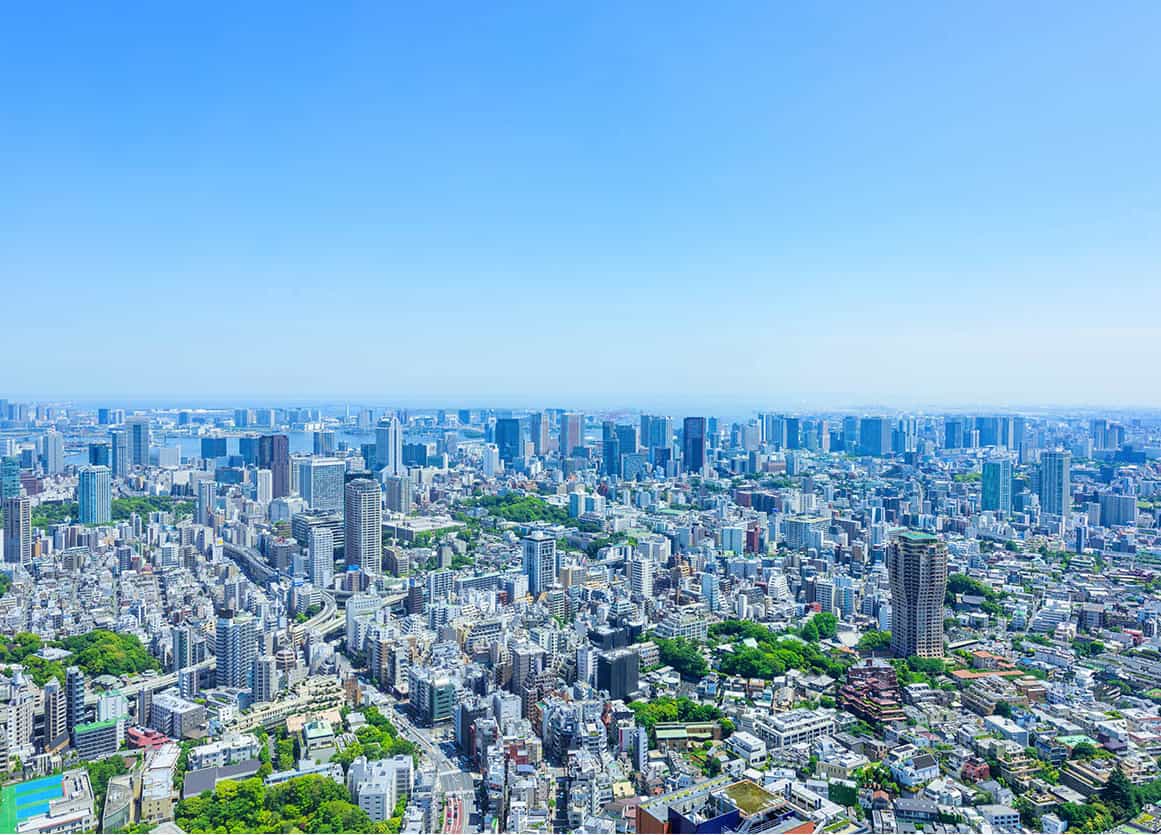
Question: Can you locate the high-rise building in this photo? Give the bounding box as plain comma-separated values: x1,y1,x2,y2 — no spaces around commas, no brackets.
215,611,258,690
109,430,130,478
77,465,112,525
888,531,949,658
258,434,290,498
171,626,194,673
523,531,558,597
308,527,335,589
88,442,111,468
1039,450,1072,518
601,422,620,477
859,417,892,457
345,478,382,574
700,572,719,611
298,458,345,512
1,456,21,500
648,415,672,456
66,666,86,736
384,475,413,514
42,430,65,474
43,679,69,752
375,417,404,477
3,495,31,564
596,648,640,701
197,479,218,526
313,430,336,456
238,435,261,467
559,412,584,458
495,418,522,464
253,656,278,704
628,558,653,599
530,412,549,456
256,469,273,505
682,417,706,473
981,459,1012,515
126,416,151,468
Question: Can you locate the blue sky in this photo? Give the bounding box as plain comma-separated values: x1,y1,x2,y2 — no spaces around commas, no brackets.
2,2,1160,408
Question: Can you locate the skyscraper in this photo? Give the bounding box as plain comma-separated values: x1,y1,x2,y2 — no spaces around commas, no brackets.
215,610,258,690
109,429,130,478
1039,450,1072,518
522,531,558,596
345,478,382,574
308,527,335,589
559,412,584,458
77,465,112,525
259,434,290,498
384,475,413,514
197,479,218,526
88,442,111,468
601,421,620,477
298,458,345,512
628,558,653,598
495,418,522,464
66,666,86,736
42,430,64,474
529,412,549,456
3,495,31,564
888,531,949,658
981,459,1012,515
375,417,404,477
682,417,706,473
859,417,892,457
0,456,21,500
126,416,151,468
256,469,273,505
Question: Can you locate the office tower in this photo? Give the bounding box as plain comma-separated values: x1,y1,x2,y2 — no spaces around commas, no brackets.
858,417,892,457
943,417,965,449
258,434,290,498
682,417,706,473
601,422,620,477
3,495,31,564
308,527,335,589
596,649,640,701
783,417,802,450
97,407,113,425
42,430,64,474
888,531,949,658
1,456,21,500
1090,419,1110,450
522,531,558,596
77,465,112,525
1039,450,1072,517
87,442,111,468
313,430,336,456
201,437,228,460
384,475,413,514
700,572,720,611
215,610,258,690
197,479,218,526
298,458,345,512
375,417,404,477
66,666,86,735
345,478,382,574
238,435,260,467
126,416,150,467
616,424,638,457
255,469,273,505
495,418,522,464
253,656,278,704
109,430,130,478
43,679,68,751
981,459,1012,515
559,412,584,458
171,626,194,673
975,416,1001,448
529,412,549,456
628,557,653,598
648,415,672,455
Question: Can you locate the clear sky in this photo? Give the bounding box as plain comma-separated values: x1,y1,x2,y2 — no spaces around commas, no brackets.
2,2,1160,409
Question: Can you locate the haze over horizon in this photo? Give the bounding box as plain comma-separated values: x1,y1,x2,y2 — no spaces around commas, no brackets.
3,2,1160,404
